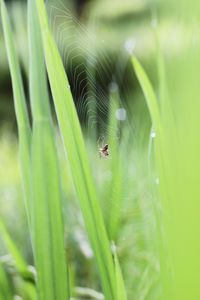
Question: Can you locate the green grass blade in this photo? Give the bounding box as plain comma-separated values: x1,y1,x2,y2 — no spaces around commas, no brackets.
31,124,69,300
0,220,36,299
132,56,161,135
114,251,127,300
28,0,69,299
0,221,29,276
0,0,29,129
0,263,12,300
34,1,118,298
131,55,166,208
132,55,171,299
0,0,31,225
28,0,51,121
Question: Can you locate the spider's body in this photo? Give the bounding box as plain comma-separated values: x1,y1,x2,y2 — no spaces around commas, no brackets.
99,144,109,158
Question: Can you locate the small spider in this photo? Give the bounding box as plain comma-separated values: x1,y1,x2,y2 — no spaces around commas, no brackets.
97,136,109,158
99,144,109,158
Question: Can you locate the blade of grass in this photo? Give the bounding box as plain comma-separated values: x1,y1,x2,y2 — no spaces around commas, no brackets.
34,1,120,298
131,56,165,199
0,0,31,226
114,251,127,300
132,56,162,136
0,263,12,300
0,220,32,279
28,0,69,299
132,55,171,300
0,3,36,297
0,220,36,299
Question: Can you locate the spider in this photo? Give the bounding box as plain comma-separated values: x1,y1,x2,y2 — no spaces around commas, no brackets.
98,136,109,158
99,144,109,158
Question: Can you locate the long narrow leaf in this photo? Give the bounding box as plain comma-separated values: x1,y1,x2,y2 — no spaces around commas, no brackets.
0,221,29,277
28,0,69,299
0,220,36,299
114,252,127,300
1,0,31,226
132,56,161,136
0,263,12,300
132,55,171,299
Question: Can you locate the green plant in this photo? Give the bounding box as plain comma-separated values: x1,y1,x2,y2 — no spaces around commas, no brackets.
1,0,126,299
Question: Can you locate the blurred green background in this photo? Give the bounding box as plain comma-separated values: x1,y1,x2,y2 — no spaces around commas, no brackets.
1,0,199,299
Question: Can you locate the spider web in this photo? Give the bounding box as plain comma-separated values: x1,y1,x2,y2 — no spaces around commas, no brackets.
46,0,134,144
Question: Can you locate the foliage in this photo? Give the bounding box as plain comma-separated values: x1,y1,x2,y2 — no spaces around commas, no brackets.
1,0,200,300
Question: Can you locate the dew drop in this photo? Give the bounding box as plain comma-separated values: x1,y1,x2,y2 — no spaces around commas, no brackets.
124,38,136,55
151,130,156,138
111,241,117,254
115,108,127,121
